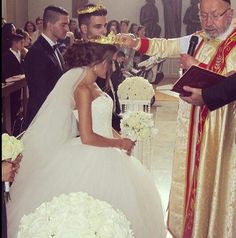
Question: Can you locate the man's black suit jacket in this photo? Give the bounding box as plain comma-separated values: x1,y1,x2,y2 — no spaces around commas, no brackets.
2,50,24,82
202,73,236,111
2,50,24,128
24,35,65,128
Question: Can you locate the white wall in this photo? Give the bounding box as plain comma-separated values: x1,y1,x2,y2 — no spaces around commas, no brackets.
4,0,236,33
26,0,188,37
2,0,7,19
27,0,72,25
16,0,29,28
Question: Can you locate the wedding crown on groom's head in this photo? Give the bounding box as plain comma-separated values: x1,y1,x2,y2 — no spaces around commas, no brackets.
77,1,106,15
88,32,123,46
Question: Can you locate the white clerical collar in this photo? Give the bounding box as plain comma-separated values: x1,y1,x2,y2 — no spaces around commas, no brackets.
41,33,57,48
10,48,21,63
216,24,234,41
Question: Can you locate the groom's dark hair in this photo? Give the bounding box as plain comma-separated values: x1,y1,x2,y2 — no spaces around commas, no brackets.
43,5,68,29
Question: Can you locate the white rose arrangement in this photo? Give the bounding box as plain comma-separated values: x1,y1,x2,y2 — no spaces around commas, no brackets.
121,111,154,141
17,192,134,238
117,76,155,100
2,133,23,193
2,133,23,161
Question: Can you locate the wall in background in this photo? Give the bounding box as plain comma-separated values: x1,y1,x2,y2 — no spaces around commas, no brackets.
2,0,7,19
2,0,236,36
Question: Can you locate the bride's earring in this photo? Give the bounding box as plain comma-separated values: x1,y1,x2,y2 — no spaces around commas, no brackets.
93,65,97,72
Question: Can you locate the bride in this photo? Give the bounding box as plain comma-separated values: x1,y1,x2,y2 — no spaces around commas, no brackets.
7,41,166,238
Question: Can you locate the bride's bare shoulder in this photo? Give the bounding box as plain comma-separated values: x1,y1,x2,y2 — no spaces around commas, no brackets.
74,83,92,101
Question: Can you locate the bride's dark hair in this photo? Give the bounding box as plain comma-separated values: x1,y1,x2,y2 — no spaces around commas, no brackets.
64,42,117,68
64,42,117,90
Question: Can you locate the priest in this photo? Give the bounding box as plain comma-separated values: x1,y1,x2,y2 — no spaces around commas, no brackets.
121,0,236,237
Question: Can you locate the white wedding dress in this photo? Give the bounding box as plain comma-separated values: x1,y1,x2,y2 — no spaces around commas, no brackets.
7,67,166,238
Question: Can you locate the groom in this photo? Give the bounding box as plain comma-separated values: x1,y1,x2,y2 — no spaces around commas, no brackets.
78,3,122,132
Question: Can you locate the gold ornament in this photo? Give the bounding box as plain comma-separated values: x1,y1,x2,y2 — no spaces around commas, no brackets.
77,1,105,15
88,32,124,46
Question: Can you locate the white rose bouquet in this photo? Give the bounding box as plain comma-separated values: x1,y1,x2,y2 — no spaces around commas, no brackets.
121,111,154,141
2,133,23,193
117,76,155,100
17,192,134,238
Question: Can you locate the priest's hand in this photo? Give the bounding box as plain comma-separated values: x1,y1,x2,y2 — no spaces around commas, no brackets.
180,86,204,106
180,54,200,70
118,34,139,49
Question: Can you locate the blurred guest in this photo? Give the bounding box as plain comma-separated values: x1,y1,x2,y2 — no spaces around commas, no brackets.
69,18,81,40
31,17,43,44
128,23,138,36
2,17,7,27
2,23,16,53
106,20,121,35
2,33,25,132
16,28,31,59
23,20,36,38
120,19,130,33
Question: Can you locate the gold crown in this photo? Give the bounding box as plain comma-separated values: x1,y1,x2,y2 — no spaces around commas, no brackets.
77,3,105,15
88,32,123,46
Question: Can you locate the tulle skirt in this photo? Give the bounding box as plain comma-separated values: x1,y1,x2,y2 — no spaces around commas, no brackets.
7,137,166,238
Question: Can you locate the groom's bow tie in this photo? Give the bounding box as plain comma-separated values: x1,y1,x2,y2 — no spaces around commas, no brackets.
52,43,60,51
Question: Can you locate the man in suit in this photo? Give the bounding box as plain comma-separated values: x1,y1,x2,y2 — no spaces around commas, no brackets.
78,3,122,132
2,33,25,133
180,72,236,110
24,5,69,128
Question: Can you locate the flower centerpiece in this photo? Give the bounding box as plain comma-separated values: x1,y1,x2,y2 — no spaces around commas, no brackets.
17,192,134,238
120,111,154,141
2,133,23,195
117,76,154,100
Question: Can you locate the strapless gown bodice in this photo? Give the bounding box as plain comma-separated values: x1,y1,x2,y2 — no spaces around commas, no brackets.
73,95,113,138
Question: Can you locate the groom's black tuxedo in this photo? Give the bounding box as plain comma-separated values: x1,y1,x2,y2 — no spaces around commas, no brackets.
24,35,65,128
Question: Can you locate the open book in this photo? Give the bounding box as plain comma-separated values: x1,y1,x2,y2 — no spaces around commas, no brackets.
171,66,225,96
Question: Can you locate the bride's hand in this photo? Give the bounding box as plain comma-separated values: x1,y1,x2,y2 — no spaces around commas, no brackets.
121,138,136,155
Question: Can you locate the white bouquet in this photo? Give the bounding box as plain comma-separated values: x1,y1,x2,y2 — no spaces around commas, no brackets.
2,133,23,161
17,192,134,238
2,133,23,193
117,76,154,100
121,111,154,141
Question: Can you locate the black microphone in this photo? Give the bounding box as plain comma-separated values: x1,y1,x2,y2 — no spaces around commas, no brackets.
183,35,199,74
187,35,199,56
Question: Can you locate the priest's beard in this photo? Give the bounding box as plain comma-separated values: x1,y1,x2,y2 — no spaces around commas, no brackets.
204,20,231,39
